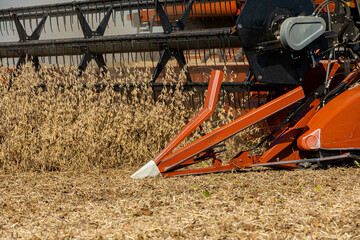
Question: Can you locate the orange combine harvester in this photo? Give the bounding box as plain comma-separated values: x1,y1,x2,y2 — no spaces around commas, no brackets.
0,0,359,178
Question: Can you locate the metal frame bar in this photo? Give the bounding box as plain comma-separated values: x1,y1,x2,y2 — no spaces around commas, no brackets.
157,86,305,174
154,70,224,164
253,153,360,167
0,27,239,58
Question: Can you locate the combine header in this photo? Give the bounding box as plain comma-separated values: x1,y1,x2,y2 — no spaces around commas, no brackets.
131,0,360,178
0,0,359,178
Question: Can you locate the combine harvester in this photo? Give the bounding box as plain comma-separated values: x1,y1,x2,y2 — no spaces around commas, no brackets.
0,0,359,178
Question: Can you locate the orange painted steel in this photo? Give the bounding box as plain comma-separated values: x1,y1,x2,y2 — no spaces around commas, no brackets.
157,86,305,175
298,84,360,151
132,1,239,22
132,0,355,24
132,0,353,23
154,70,224,165
257,99,320,166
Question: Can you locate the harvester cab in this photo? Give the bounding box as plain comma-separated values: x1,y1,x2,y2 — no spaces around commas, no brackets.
132,0,360,178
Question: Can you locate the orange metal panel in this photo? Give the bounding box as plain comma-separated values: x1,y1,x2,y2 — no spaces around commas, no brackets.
132,0,358,23
131,1,239,22
130,0,358,23
298,84,360,150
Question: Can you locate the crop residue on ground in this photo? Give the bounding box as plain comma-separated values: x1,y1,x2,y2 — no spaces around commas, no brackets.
0,167,359,239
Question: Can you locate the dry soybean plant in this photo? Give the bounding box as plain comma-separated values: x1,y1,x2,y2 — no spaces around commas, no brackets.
0,63,267,172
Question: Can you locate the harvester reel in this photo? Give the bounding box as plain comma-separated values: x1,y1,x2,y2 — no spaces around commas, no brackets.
13,14,48,73
152,0,195,83
76,6,113,76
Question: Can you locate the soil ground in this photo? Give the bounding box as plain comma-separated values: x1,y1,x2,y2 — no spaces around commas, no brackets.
0,167,359,239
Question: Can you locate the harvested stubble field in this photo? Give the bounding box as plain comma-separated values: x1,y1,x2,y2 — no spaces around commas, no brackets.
0,64,359,239
1,168,360,239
